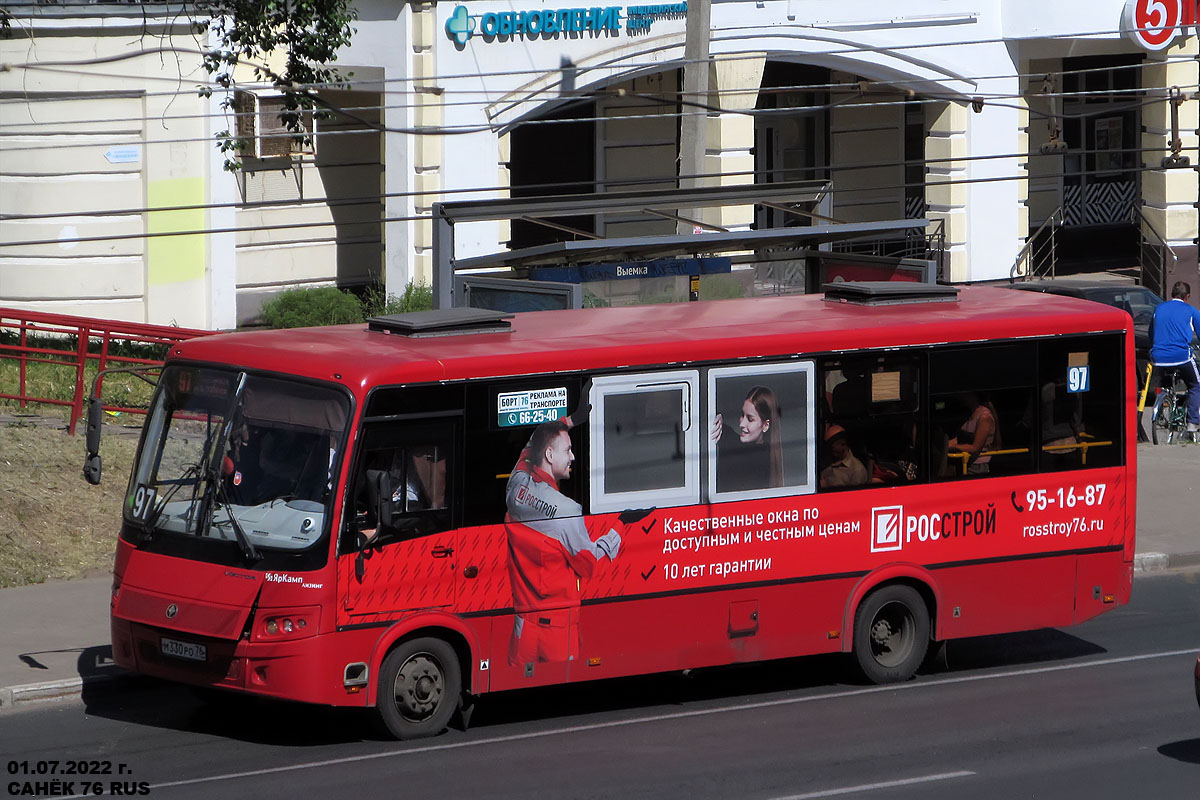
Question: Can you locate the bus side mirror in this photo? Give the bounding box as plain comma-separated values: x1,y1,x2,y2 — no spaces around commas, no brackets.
83,454,102,485
83,397,104,485
86,396,103,454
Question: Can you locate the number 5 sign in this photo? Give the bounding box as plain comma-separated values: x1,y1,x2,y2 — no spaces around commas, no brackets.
1122,0,1192,51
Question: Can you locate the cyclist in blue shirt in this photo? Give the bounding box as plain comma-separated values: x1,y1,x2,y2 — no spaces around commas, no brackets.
1150,281,1200,435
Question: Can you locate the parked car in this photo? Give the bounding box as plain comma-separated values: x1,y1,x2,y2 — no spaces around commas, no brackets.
1008,279,1164,366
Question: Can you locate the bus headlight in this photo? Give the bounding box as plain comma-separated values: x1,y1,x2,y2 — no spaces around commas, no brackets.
254,606,319,642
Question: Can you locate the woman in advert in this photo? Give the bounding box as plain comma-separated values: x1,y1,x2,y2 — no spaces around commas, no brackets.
710,385,783,492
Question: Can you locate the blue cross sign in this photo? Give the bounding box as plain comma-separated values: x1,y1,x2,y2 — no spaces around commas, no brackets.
446,6,476,45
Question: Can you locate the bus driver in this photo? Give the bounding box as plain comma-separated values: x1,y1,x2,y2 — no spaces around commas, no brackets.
505,416,621,668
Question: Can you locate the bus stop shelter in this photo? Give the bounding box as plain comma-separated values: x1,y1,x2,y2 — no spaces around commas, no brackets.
432,181,941,309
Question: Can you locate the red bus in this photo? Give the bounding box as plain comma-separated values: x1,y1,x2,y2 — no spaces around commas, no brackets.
96,283,1135,739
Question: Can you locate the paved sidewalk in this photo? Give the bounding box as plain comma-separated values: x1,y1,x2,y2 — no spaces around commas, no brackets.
0,440,1195,714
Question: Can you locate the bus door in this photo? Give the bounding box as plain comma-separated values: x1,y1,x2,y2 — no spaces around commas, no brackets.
339,418,459,620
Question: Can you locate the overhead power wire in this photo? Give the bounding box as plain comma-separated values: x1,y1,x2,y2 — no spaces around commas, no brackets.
0,84,1190,155
2,21,1195,98
0,75,1178,133
0,135,1184,224
1,142,1190,249
1,20,1192,243
2,49,1188,109
0,161,1170,250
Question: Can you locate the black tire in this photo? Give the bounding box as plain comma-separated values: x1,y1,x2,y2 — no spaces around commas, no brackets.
1151,392,1168,444
375,637,461,740
1151,390,1179,445
852,584,930,684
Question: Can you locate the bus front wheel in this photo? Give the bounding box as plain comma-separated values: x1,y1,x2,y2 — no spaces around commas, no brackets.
376,637,461,740
852,584,930,684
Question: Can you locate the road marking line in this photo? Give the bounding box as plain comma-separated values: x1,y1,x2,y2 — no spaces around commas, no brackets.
770,770,976,799
81,647,1195,796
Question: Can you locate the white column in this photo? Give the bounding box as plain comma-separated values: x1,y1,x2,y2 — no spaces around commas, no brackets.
409,2,441,287
206,66,238,330
1141,38,1200,290
962,72,1023,282
707,54,764,231
925,101,969,281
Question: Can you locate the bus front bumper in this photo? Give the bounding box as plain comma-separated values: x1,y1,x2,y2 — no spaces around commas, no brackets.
111,616,367,707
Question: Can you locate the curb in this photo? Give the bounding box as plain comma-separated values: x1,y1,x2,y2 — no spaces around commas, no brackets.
3,552,1197,712
1133,551,1200,575
0,670,129,714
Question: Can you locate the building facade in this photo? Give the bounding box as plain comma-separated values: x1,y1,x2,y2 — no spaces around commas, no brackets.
2,0,1197,327
0,4,390,328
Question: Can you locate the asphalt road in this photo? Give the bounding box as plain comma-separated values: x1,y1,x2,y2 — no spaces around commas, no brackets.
5,571,1200,800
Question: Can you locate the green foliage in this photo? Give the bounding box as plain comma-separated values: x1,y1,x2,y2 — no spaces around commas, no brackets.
259,286,363,329
0,330,168,361
698,274,749,301
0,330,164,416
361,281,434,316
396,281,434,313
582,292,611,308
191,0,358,169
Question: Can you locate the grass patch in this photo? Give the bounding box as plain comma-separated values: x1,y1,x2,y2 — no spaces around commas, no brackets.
0,354,157,420
0,422,139,587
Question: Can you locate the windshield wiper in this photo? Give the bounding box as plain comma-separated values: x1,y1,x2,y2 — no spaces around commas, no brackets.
194,371,258,562
135,463,202,542
206,469,260,562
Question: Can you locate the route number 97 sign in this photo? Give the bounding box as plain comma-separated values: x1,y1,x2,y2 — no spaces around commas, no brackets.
1122,0,1191,51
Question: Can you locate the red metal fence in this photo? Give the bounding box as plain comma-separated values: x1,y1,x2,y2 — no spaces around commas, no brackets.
0,307,212,434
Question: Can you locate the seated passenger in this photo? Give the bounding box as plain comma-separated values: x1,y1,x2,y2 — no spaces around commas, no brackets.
947,392,999,475
820,425,869,489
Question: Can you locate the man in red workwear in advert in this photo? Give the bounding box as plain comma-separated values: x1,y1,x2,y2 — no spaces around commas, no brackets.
505,411,621,668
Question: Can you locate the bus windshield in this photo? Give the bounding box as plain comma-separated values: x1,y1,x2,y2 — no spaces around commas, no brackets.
127,366,350,555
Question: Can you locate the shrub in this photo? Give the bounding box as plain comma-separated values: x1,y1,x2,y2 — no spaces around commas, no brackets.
698,273,748,301
361,280,435,317
395,280,434,313
259,287,363,329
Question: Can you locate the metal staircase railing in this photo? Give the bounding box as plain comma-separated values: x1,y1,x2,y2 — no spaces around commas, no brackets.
1010,207,1063,281
830,217,946,274
1132,204,1175,298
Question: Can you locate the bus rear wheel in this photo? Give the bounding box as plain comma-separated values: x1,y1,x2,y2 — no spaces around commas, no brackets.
376,637,461,740
852,585,930,684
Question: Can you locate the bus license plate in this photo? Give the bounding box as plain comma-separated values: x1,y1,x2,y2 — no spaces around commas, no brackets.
161,637,206,662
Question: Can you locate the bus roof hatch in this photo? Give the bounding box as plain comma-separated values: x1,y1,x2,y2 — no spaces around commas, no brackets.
822,281,959,306
367,307,514,337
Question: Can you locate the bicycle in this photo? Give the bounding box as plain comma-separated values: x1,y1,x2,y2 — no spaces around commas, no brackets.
1150,347,1199,445
1151,371,1188,444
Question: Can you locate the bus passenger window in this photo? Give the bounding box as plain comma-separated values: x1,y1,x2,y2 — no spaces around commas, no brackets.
821,355,922,488
708,362,817,500
1034,336,1123,472
602,390,685,495
588,371,701,514
930,344,1036,479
